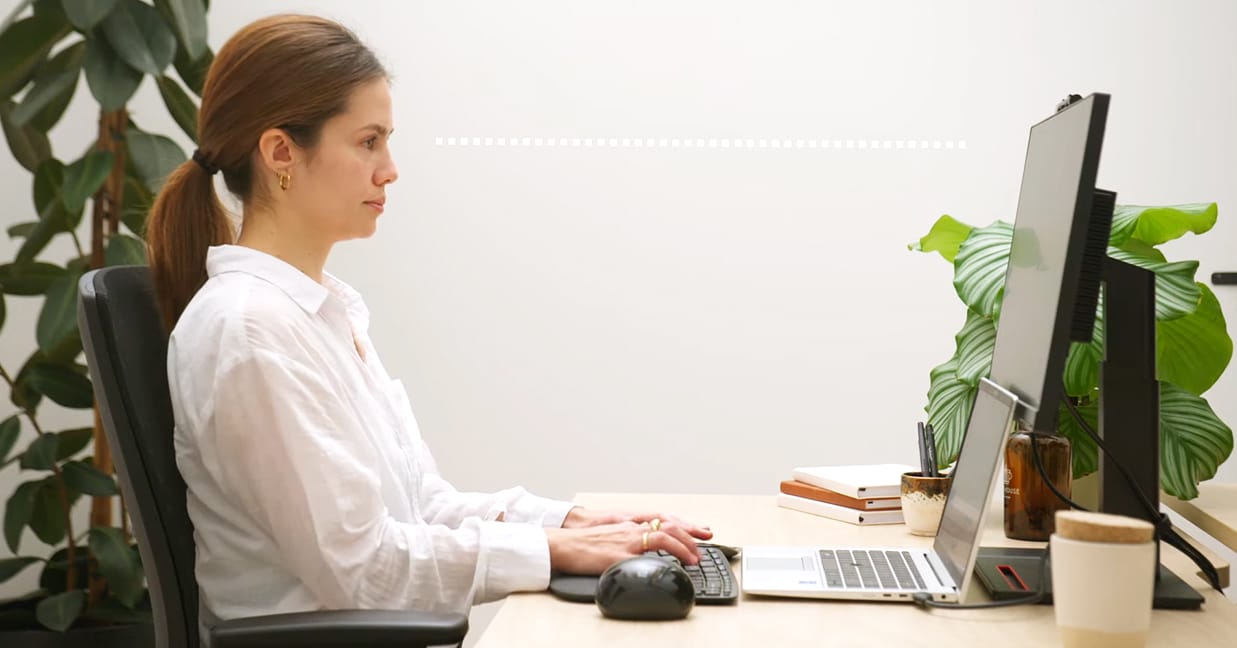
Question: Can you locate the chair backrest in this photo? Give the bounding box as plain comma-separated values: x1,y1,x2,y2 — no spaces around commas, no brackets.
78,266,198,648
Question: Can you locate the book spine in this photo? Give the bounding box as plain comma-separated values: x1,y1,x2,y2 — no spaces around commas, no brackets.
779,480,901,510
776,493,904,525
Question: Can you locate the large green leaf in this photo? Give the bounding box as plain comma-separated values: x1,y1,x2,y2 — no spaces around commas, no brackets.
4,481,41,553
1055,397,1099,478
1062,312,1103,398
155,74,198,142
28,478,67,545
1159,382,1233,499
1157,283,1231,396
952,221,1012,318
101,0,177,75
35,590,86,632
127,129,186,192
0,13,71,100
0,99,52,172
61,149,115,214
1106,246,1200,321
953,310,996,386
1109,203,1218,246
0,261,65,295
89,527,143,608
61,0,120,31
36,269,85,356
924,356,976,467
55,427,93,460
0,415,19,464
63,460,118,497
0,557,41,585
20,433,61,471
172,43,212,96
105,232,147,266
153,0,207,60
909,215,974,263
25,363,93,408
9,40,85,129
83,33,142,111
12,353,46,411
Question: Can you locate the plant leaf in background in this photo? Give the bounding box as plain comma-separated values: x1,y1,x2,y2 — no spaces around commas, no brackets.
954,310,996,386
9,40,85,129
84,33,143,111
0,261,65,295
1157,284,1232,396
951,220,1012,318
35,589,86,632
908,214,974,263
0,100,51,172
172,44,212,95
925,357,975,469
1105,246,1200,321
0,415,20,464
1109,203,1218,246
127,129,187,191
62,460,119,497
1056,397,1099,477
155,74,198,142
61,0,121,31
154,0,208,60
1159,383,1234,499
19,433,60,471
106,233,148,266
0,556,41,585
89,527,144,608
26,363,94,409
4,481,41,552
0,12,72,100
36,269,86,355
101,0,178,75
61,150,116,214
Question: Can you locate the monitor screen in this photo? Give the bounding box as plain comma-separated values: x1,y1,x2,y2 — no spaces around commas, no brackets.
987,93,1109,431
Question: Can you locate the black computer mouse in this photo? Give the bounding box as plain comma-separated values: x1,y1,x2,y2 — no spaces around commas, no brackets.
595,555,695,621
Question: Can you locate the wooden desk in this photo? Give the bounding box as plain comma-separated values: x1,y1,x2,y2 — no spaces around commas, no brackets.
1165,483,1237,554
476,493,1236,648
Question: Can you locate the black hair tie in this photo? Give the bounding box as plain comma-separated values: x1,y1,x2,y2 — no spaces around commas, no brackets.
192,149,220,176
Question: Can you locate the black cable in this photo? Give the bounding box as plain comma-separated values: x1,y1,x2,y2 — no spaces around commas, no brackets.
1029,431,1086,510
1062,397,1224,593
912,546,1050,610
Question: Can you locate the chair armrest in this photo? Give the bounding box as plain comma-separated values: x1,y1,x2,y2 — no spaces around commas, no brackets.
210,609,469,648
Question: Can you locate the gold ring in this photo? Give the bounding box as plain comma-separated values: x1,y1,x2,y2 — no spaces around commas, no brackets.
649,518,662,531
641,531,650,551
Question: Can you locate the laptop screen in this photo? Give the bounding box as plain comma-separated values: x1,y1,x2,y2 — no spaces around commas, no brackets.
932,378,1019,588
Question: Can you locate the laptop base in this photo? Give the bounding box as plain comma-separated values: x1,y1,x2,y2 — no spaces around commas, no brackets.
974,546,1205,610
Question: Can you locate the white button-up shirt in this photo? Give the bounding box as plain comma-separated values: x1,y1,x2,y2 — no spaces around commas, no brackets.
168,245,573,625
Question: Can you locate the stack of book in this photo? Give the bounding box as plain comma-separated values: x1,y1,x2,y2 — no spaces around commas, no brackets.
777,463,917,525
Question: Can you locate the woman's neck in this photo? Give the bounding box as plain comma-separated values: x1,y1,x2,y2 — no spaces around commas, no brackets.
236,209,331,283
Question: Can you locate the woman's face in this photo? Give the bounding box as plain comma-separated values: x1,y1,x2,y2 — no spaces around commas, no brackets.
288,79,399,243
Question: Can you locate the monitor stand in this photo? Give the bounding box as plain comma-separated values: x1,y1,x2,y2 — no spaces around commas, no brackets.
974,547,1204,610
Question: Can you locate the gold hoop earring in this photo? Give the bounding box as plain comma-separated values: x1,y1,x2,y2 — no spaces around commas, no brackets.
278,173,291,191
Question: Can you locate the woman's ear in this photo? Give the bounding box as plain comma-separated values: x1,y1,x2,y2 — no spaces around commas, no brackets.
256,128,296,176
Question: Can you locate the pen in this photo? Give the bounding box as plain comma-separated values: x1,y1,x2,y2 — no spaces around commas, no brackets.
924,423,939,477
917,421,931,476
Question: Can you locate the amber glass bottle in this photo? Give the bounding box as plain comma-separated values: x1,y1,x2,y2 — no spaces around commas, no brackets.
1003,427,1072,540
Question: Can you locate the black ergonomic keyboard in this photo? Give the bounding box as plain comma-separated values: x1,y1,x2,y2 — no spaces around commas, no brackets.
648,545,738,604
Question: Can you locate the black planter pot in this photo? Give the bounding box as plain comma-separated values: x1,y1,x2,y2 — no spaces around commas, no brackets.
0,622,153,648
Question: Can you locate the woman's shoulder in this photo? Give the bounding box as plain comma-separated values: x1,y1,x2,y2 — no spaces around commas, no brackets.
173,272,312,355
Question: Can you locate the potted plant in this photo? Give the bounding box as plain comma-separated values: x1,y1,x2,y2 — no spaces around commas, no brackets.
910,203,1233,500
0,0,210,642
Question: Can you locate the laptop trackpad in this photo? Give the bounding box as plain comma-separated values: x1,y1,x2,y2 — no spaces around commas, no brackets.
747,556,815,572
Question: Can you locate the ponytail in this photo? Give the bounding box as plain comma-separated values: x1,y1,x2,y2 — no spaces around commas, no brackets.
146,159,233,331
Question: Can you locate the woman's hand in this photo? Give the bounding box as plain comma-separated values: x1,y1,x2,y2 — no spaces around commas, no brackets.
546,508,714,574
545,519,704,575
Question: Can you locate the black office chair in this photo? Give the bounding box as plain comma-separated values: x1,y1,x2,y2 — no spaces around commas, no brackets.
77,266,468,648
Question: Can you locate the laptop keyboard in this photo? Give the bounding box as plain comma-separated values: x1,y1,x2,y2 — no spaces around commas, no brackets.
648,546,738,603
819,549,927,590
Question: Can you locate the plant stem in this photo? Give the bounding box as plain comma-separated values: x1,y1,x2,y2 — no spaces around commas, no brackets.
0,0,34,33
69,229,85,260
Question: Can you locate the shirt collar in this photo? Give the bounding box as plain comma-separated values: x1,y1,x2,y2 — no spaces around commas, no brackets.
205,245,330,314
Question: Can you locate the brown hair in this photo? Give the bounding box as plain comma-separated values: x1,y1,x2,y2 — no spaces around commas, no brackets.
146,15,387,330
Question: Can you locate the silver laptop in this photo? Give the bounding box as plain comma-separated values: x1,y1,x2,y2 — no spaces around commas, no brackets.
741,377,1020,603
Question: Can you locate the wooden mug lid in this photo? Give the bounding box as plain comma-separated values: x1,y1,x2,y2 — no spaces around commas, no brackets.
1054,510,1155,544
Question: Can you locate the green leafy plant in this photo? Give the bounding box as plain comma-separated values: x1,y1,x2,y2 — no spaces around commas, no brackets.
0,0,209,634
911,203,1233,500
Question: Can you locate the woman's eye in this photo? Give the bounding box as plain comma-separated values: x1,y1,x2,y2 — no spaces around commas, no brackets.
364,137,378,149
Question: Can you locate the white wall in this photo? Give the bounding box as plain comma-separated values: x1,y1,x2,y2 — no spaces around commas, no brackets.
2,0,1235,628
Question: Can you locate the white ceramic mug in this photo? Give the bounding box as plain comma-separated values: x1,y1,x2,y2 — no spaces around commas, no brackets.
1050,533,1155,648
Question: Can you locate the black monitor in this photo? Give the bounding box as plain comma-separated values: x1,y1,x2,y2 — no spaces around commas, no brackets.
981,93,1206,608
988,93,1110,432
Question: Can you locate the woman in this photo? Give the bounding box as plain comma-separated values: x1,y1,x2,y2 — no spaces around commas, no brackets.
145,14,711,623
